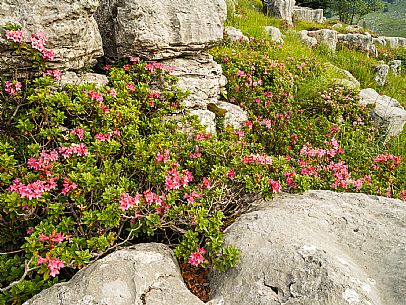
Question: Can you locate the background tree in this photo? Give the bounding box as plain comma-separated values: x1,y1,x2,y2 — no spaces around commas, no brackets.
296,0,329,9
329,0,384,24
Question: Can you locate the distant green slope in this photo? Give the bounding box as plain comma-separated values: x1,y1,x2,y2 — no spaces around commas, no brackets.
359,0,406,37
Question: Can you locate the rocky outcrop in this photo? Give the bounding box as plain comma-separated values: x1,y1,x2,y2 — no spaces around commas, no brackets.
0,0,103,71
384,36,406,48
337,32,377,56
262,0,295,25
210,190,406,305
95,0,227,60
263,26,284,44
374,64,389,86
293,6,325,23
359,88,406,137
216,101,248,129
389,60,402,74
190,109,217,134
60,72,109,88
161,53,227,109
299,30,318,47
326,63,360,89
307,29,338,50
225,26,249,42
24,243,206,305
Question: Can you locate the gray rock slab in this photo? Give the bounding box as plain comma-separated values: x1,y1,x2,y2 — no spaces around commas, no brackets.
210,190,406,305
24,243,205,305
0,0,103,71
95,0,227,59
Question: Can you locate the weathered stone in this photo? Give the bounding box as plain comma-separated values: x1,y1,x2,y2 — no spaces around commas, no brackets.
345,24,364,33
308,29,338,50
24,243,205,305
374,64,389,86
210,190,406,305
293,6,325,23
216,101,248,130
372,36,386,46
389,60,402,74
337,32,377,56
326,63,360,89
225,26,249,42
331,23,343,29
360,88,406,137
299,30,317,47
262,0,295,25
0,0,103,72
161,53,227,109
60,72,109,88
263,26,284,44
95,0,227,59
190,109,217,134
384,36,406,49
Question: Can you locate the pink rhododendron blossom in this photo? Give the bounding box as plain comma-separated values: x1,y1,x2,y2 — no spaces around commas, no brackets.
47,259,65,277
50,231,65,243
88,91,103,103
189,153,202,159
195,133,212,141
144,61,174,73
5,81,22,96
268,180,281,193
372,154,402,169
126,83,135,92
227,168,235,180
123,64,130,70
102,65,112,71
184,191,202,204
99,104,110,113
37,256,48,265
188,247,206,266
62,178,77,195
156,150,170,163
59,143,89,159
45,69,62,81
26,227,34,235
241,154,272,165
108,88,117,97
201,177,212,189
38,233,49,242
119,193,141,211
41,49,54,61
6,30,24,43
70,128,85,140
130,56,140,62
400,191,406,201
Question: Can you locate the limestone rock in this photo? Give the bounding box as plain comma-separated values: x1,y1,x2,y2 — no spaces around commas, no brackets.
263,26,284,44
374,64,389,86
360,88,406,137
60,72,109,88
299,30,317,47
308,29,338,51
326,63,360,89
0,0,103,72
161,53,227,109
389,60,402,74
190,109,217,134
216,101,248,129
262,0,295,25
384,36,406,49
372,36,386,46
225,26,249,42
95,0,227,59
345,25,364,33
210,190,406,305
293,6,325,23
338,32,377,56
24,243,205,305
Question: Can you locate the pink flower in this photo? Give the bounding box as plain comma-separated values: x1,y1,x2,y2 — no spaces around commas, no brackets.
37,256,48,265
103,65,112,71
41,49,55,61
189,153,202,159
183,191,202,204
268,180,281,193
88,91,104,103
227,168,235,180
5,30,24,43
400,190,406,201
99,104,110,113
130,56,140,62
188,247,206,266
47,259,65,277
62,178,77,195
123,64,130,70
45,70,62,81
26,227,34,235
38,233,49,242
4,81,22,96
126,83,135,92
119,193,141,211
50,231,65,243
156,150,170,163
70,128,85,140
201,177,212,189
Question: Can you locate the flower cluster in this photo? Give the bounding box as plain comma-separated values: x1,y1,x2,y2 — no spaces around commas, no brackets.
242,154,273,165
188,247,206,266
95,130,120,142
5,30,24,43
8,178,58,200
37,256,65,277
144,61,174,73
165,166,193,190
5,80,22,96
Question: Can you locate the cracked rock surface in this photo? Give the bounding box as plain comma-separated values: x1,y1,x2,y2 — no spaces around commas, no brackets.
210,190,406,305
23,243,205,305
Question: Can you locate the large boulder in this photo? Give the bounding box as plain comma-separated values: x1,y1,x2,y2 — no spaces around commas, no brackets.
95,0,227,59
293,6,325,23
263,26,284,44
359,88,406,137
308,29,338,51
374,64,389,86
384,36,406,49
225,26,249,42
262,0,295,26
299,30,317,47
337,32,377,56
161,53,227,109
24,243,206,305
210,190,406,305
0,0,103,71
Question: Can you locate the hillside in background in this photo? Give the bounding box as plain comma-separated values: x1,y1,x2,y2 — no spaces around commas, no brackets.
359,0,406,37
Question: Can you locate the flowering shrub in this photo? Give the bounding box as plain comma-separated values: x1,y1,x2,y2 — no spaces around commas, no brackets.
0,26,405,304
